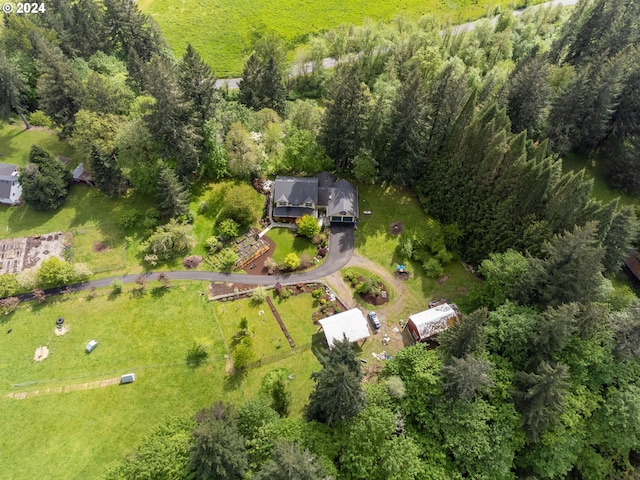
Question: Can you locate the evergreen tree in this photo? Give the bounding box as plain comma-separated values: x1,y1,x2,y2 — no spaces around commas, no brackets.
381,68,428,183
441,354,495,401
70,0,109,58
0,50,30,125
103,0,167,85
503,52,553,137
320,63,372,170
89,144,128,197
35,39,84,134
144,56,201,181
238,54,264,112
179,44,220,125
190,402,248,480
516,222,605,308
238,54,287,115
19,145,71,211
438,308,488,359
305,362,366,427
602,206,638,274
156,167,190,219
513,361,571,443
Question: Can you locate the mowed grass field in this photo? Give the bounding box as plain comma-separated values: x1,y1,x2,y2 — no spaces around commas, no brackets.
0,122,75,167
139,0,543,76
0,283,322,480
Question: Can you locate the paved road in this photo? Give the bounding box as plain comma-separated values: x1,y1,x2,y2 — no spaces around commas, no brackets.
214,0,578,90
11,227,355,301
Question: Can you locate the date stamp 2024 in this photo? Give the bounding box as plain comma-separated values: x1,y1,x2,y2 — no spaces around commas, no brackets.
2,2,46,14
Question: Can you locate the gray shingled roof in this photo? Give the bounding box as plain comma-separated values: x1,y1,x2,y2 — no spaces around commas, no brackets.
327,179,358,218
273,176,318,205
0,163,18,176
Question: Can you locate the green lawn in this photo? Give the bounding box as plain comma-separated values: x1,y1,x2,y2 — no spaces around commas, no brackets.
139,0,545,77
0,282,241,480
0,121,76,167
0,284,323,479
562,153,639,207
355,182,480,316
266,227,317,264
1,185,153,275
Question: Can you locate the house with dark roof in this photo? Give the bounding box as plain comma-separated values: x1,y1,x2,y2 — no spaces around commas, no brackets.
0,163,22,205
272,173,359,224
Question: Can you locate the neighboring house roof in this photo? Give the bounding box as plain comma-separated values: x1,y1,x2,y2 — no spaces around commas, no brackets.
72,162,93,183
273,176,318,205
408,304,459,340
624,251,640,281
319,308,371,349
0,163,18,176
0,163,21,205
327,179,359,218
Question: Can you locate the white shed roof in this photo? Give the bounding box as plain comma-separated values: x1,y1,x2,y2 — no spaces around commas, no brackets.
408,304,458,340
319,308,370,349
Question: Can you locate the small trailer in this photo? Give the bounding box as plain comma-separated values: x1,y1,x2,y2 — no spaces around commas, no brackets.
85,340,98,353
120,373,136,384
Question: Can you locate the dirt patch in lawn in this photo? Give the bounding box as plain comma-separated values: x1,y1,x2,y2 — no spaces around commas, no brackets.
93,241,109,252
389,222,404,235
183,255,203,269
33,346,49,361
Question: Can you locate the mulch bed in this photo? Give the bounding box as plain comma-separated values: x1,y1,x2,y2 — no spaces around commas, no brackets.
389,221,404,235
241,233,276,275
183,255,203,269
394,270,410,281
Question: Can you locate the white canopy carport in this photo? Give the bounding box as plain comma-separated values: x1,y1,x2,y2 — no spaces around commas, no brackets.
318,308,370,349
407,303,459,342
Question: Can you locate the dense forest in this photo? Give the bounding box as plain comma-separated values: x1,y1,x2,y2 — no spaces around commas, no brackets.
2,0,640,478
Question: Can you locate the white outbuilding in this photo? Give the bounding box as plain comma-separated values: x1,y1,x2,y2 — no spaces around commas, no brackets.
406,303,460,343
318,308,371,349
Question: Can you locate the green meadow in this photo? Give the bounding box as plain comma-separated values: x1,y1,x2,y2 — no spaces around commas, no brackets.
0,283,322,480
139,0,544,76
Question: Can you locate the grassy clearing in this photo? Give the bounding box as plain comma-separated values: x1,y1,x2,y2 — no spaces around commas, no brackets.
266,227,317,264
140,0,545,77
0,186,153,275
0,122,76,167
0,282,242,480
562,153,639,208
355,182,480,316
1,284,323,479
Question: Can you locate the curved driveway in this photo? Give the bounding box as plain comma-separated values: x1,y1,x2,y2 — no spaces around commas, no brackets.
15,227,354,301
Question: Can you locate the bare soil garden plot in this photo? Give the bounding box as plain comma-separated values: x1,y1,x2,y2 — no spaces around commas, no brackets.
0,232,66,274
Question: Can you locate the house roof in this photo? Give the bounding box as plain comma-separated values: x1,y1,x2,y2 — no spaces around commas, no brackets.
624,251,640,281
0,164,19,201
0,163,18,176
408,304,458,340
273,206,316,218
0,179,14,199
72,162,93,182
273,176,318,205
327,180,359,218
319,308,370,349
